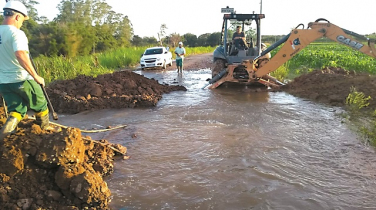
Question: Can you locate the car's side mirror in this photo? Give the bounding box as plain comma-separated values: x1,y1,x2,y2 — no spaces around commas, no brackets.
140,54,143,58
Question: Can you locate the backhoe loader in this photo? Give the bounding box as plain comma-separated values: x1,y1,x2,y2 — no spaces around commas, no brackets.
206,18,376,89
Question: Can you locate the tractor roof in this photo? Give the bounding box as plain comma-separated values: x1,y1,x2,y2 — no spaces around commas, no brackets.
223,13,265,21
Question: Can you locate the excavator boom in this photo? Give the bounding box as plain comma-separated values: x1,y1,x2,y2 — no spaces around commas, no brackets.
207,19,376,89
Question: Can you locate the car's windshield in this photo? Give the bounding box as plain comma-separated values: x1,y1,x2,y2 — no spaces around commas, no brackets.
144,48,163,55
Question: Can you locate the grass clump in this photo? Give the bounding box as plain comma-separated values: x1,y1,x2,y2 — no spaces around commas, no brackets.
344,87,376,146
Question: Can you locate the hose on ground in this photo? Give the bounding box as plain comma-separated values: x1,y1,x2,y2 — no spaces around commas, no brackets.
27,116,127,133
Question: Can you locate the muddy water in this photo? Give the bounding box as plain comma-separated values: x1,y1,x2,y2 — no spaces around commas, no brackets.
57,69,376,210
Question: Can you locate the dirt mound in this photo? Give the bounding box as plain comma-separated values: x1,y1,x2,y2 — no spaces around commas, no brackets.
281,67,376,110
0,110,128,209
46,70,186,114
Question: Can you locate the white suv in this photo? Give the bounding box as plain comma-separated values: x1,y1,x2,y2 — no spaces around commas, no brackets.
140,47,173,70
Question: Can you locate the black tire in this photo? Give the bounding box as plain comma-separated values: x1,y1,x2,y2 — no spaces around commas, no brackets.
211,59,225,78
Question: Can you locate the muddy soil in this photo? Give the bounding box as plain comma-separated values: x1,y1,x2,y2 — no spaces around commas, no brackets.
46,70,186,114
45,53,212,114
280,67,376,110
0,109,128,209
1,53,376,209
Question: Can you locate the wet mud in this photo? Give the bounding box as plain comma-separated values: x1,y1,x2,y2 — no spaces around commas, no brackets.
46,70,186,114
281,67,376,110
0,110,127,209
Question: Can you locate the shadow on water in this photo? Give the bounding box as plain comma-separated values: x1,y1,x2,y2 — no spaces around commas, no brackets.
56,69,376,210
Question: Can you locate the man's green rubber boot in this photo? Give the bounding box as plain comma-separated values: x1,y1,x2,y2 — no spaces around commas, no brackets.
35,110,61,132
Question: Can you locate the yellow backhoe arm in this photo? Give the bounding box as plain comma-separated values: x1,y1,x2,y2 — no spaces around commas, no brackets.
254,20,376,78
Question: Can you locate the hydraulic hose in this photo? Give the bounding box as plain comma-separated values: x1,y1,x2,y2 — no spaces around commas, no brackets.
253,33,291,61
341,28,370,41
202,68,228,89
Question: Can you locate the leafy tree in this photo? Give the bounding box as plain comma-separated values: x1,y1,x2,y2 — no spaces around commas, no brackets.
29,22,65,56
197,33,210,46
131,35,158,47
131,35,143,46
244,27,256,42
183,33,197,47
207,32,221,47
367,33,376,39
115,16,133,47
52,0,133,57
143,36,158,46
167,33,182,47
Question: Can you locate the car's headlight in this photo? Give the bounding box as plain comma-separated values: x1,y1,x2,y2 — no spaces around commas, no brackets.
140,58,144,62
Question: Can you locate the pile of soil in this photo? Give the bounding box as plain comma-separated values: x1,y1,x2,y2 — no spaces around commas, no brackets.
281,67,376,110
0,110,128,209
46,70,186,114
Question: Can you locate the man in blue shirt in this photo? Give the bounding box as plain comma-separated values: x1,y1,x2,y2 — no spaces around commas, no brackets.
174,42,186,73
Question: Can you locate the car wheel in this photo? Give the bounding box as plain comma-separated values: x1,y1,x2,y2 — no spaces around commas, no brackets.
162,61,167,70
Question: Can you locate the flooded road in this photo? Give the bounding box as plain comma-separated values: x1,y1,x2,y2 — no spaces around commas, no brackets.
57,69,376,210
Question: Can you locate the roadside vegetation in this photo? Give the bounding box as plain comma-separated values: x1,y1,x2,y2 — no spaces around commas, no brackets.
344,87,376,146
35,46,215,84
270,42,376,82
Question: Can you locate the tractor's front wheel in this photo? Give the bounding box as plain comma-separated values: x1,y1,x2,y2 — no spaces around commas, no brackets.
211,59,225,78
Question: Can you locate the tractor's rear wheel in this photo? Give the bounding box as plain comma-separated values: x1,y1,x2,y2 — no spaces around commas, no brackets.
211,59,225,78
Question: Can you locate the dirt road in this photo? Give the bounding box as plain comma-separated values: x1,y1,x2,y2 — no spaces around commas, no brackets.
164,53,213,71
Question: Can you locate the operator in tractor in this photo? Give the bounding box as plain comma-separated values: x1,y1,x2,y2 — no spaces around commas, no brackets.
0,1,59,142
230,26,248,55
174,41,186,73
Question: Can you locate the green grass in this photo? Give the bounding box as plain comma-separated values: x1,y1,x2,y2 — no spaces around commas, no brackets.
270,43,376,81
35,43,375,85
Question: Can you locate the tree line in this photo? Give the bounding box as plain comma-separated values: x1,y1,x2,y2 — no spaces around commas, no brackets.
2,0,374,58
0,0,222,58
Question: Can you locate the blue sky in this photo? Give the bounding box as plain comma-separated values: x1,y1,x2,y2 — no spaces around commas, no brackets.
2,0,375,38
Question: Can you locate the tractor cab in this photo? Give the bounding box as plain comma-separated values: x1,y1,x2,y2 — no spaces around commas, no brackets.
212,9,265,77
